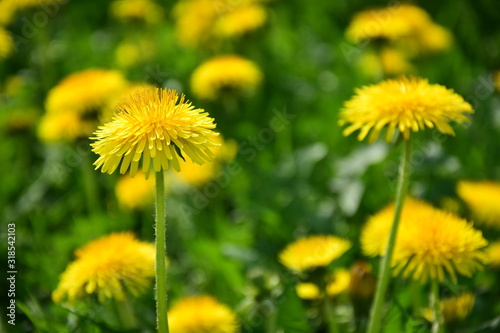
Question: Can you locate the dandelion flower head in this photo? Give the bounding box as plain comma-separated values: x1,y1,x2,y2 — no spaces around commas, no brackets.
279,235,351,272
91,88,219,178
52,232,156,304
191,55,263,100
457,180,500,228
363,199,487,283
361,198,435,257
214,2,267,38
46,69,128,114
174,0,267,48
173,0,218,48
346,4,431,43
339,76,473,142
168,295,238,333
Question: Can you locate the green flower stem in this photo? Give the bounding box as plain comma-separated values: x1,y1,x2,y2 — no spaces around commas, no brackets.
114,296,138,330
431,280,444,333
155,170,169,333
367,137,413,333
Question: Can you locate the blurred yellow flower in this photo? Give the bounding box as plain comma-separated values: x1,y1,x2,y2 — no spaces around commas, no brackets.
38,111,92,143
422,292,475,323
346,4,430,43
394,209,486,283
0,27,13,59
0,1,17,26
457,181,500,228
486,241,500,267
115,172,155,209
174,0,267,48
110,0,163,24
361,198,435,257
175,136,237,186
327,269,351,296
279,235,351,272
191,55,263,100
91,88,219,177
379,47,415,75
168,295,238,333
173,0,218,48
347,4,452,58
339,76,473,142
413,23,453,53
296,269,351,300
214,3,267,38
362,199,487,283
46,69,128,114
52,232,156,304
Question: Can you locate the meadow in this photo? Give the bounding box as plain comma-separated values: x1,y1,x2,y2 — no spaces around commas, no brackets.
1,0,500,332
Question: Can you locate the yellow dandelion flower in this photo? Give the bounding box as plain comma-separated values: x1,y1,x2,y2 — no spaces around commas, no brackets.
173,0,218,48
279,235,351,272
361,198,435,257
0,27,14,59
296,269,351,300
422,292,475,323
214,4,267,38
191,55,263,100
414,23,453,53
115,172,155,209
168,295,238,333
110,0,163,24
379,47,415,75
38,111,93,143
91,88,219,178
394,209,487,283
346,4,431,43
327,269,351,296
486,241,500,267
102,83,156,123
363,199,487,283
46,69,128,114
52,232,156,304
296,283,321,300
339,76,473,142
457,181,500,227
0,1,17,26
